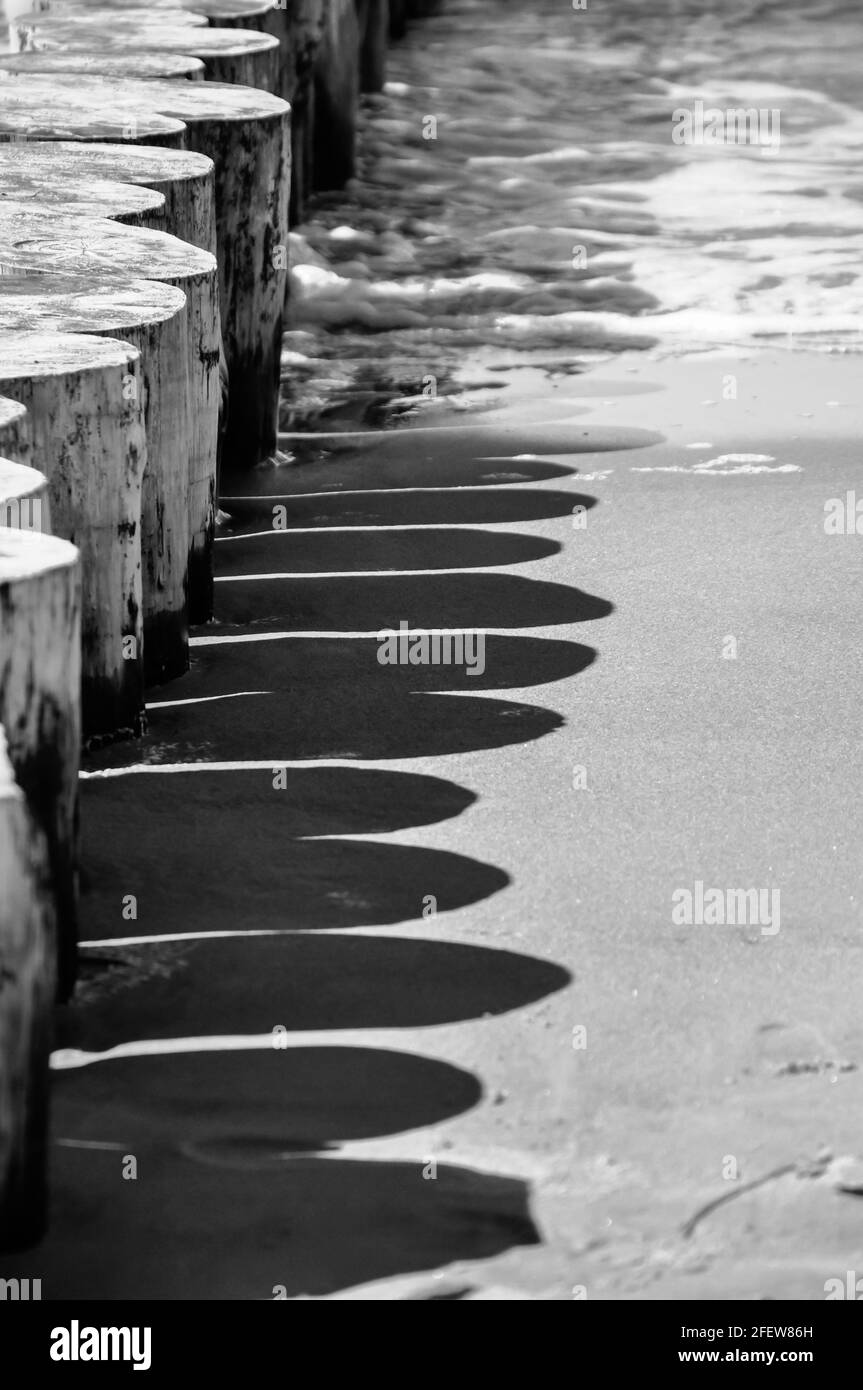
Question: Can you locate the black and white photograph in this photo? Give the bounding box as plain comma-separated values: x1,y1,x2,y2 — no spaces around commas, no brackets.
0,0,860,1350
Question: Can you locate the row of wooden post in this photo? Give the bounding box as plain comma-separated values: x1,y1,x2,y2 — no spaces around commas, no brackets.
0,0,441,1251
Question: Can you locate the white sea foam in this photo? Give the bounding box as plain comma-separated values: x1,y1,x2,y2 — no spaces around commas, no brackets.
282,0,863,427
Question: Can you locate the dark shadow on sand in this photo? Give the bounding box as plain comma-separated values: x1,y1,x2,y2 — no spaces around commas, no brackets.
211,570,613,631
91,764,478,837
216,525,562,574
60,933,572,1049
220,486,592,530
58,427,618,1298
181,631,594,692
12,1144,539,1298
115,690,562,762
51,1047,482,1144
224,448,578,496
80,772,510,935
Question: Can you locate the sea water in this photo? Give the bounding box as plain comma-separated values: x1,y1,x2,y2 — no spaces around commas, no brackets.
285,0,863,433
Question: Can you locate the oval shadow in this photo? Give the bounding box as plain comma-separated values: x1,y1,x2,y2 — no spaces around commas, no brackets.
85,765,477,837
13,1149,538,1299
220,486,592,530
212,571,614,632
81,827,510,935
62,933,572,1048
225,447,577,495
265,418,661,492
98,690,564,763
158,634,596,701
53,1046,483,1143
216,526,562,575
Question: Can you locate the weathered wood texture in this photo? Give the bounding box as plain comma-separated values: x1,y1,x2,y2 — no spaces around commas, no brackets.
17,0,326,218
0,721,54,1250
0,141,220,617
0,77,187,145
216,0,326,221
0,168,165,226
0,264,192,685
0,331,144,746
0,211,219,657
0,393,30,466
0,525,80,1008
356,0,387,93
12,14,282,91
10,5,208,29
0,73,289,467
97,75,290,469
0,49,206,79
0,454,49,532
21,0,267,16
0,139,217,253
313,0,359,191
271,0,326,222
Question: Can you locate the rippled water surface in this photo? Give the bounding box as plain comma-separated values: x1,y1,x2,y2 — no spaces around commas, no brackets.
285,0,863,431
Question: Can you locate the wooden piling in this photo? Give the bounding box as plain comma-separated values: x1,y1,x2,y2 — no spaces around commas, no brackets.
98,75,290,469
0,168,165,227
0,394,30,466
12,14,282,91
0,264,193,686
0,720,54,1249
0,73,289,468
0,142,221,618
390,0,407,38
0,50,206,80
0,210,219,662
0,454,49,532
0,523,80,1006
0,330,145,745
356,0,388,93
9,4,209,32
0,139,217,253
0,77,187,145
313,0,359,191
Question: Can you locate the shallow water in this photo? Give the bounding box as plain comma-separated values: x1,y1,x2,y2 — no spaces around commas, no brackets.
285,0,863,433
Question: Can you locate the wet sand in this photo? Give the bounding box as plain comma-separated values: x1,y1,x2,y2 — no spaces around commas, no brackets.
0,347,852,1299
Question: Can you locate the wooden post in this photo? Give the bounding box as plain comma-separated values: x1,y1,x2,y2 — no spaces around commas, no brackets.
0,137,218,252
0,329,145,746
0,258,194,686
129,0,329,222
102,76,291,470
213,0,326,221
389,0,407,38
0,524,81,1006
0,721,54,1250
313,0,359,191
0,455,50,533
18,0,268,15
0,168,166,227
0,394,30,466
9,5,209,31
0,72,290,468
0,211,219,670
0,50,206,80
12,15,282,91
356,0,388,93
0,141,221,620
0,79,187,145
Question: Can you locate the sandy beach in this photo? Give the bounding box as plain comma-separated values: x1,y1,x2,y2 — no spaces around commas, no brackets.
4,0,863,1302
